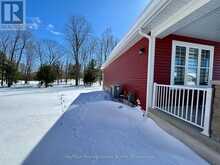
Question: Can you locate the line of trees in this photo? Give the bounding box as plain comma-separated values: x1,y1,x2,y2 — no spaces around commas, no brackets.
0,16,118,87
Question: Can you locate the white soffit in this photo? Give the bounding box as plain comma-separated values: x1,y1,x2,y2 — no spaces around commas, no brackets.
154,0,220,38
174,6,220,42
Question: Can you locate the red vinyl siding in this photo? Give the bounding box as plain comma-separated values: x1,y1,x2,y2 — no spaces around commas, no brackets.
214,44,220,80
104,34,220,110
154,34,220,84
103,38,148,109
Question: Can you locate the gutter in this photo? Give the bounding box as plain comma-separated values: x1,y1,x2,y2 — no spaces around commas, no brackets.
139,29,151,43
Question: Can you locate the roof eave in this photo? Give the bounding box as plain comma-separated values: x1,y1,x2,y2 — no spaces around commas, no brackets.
101,0,171,69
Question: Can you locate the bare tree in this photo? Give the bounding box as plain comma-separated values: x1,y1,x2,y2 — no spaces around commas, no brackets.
0,30,32,86
65,16,91,86
43,40,63,65
98,28,118,66
95,28,118,85
81,37,98,69
36,40,44,66
8,31,20,62
1,30,32,68
24,41,36,83
64,58,70,84
0,32,10,55
16,31,32,69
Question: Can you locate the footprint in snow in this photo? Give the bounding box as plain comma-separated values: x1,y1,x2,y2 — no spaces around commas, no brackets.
118,105,123,109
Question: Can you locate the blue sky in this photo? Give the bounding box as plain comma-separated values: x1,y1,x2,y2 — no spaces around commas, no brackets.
27,0,150,44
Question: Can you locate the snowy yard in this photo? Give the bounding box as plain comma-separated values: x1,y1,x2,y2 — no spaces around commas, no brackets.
0,86,208,165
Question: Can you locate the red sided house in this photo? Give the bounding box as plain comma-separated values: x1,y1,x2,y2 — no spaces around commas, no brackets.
102,0,220,144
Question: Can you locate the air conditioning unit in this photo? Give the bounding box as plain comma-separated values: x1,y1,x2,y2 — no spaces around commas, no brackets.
111,84,122,99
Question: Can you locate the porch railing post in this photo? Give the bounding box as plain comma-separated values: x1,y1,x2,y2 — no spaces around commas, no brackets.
201,88,213,137
152,83,157,109
152,84,213,136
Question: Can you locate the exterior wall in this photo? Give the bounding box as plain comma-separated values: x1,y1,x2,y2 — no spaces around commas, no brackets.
103,38,148,110
103,34,220,110
154,34,220,84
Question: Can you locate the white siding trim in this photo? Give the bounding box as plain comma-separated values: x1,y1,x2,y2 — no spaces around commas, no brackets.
146,37,156,110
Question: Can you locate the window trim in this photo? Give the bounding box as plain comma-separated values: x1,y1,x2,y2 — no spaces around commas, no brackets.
171,40,214,87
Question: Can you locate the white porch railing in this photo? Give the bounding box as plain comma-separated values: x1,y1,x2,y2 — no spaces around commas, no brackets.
152,83,213,136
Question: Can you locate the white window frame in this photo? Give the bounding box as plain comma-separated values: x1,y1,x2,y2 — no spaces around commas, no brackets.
171,40,214,87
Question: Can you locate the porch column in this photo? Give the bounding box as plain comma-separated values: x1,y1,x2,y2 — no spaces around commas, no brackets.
146,36,156,111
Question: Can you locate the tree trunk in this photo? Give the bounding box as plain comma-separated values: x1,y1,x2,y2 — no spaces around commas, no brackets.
75,64,79,86
1,69,3,87
7,79,12,87
0,56,4,87
16,43,25,70
75,75,79,86
65,77,68,84
75,59,80,86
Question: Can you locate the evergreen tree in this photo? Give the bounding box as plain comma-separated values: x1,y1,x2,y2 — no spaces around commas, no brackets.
0,52,5,86
83,59,98,86
36,65,56,87
0,52,18,87
5,61,18,87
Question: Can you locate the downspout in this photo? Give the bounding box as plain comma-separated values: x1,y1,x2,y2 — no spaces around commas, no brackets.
139,29,156,115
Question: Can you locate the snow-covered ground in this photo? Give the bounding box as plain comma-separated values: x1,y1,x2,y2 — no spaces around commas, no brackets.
0,86,208,165
0,79,84,88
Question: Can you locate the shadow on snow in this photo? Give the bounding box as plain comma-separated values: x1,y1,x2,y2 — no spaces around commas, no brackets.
21,91,112,165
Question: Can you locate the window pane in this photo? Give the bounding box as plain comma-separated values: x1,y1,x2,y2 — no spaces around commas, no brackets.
201,50,210,67
188,48,199,68
186,67,197,86
174,67,185,85
200,68,209,85
175,46,186,66
172,44,211,86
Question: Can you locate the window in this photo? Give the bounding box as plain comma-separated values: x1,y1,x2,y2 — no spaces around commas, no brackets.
171,41,214,86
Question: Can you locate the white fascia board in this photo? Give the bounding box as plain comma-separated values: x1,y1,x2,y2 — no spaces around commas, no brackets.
101,30,141,70
101,0,170,70
151,0,211,38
